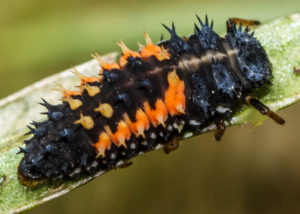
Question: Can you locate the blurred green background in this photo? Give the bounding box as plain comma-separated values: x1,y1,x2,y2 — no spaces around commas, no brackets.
1,0,300,213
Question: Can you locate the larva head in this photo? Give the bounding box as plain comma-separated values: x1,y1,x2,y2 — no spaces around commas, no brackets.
17,139,63,187
18,158,45,187
225,20,272,87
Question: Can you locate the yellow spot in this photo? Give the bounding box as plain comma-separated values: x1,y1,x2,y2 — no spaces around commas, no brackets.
164,70,186,116
74,113,95,130
94,103,114,118
54,82,83,110
94,132,111,158
81,83,100,97
62,97,83,110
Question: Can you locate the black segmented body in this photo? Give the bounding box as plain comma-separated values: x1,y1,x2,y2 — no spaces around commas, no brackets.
18,16,273,186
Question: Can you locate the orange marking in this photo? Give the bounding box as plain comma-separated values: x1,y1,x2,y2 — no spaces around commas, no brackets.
82,76,99,83
62,96,82,110
116,40,141,67
140,32,170,61
164,70,186,116
72,68,99,85
143,99,168,127
71,69,101,96
105,121,131,148
123,109,150,138
54,83,80,97
64,90,81,97
94,132,111,158
54,83,83,109
55,83,74,98
92,53,120,75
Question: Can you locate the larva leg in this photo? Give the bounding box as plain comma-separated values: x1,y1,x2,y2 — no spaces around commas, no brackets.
164,137,180,154
245,96,285,125
214,118,226,141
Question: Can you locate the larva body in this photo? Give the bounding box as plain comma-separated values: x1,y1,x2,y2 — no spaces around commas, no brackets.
18,16,281,187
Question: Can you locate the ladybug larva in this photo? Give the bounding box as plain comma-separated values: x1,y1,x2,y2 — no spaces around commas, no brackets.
18,15,284,187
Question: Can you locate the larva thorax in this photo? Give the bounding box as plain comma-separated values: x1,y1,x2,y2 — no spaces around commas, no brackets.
18,16,273,187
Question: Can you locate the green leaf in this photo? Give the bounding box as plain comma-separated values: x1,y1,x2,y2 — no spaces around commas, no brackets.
0,13,300,213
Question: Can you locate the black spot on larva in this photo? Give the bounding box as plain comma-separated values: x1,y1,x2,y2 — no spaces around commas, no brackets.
126,57,151,72
161,22,191,55
113,92,132,107
47,111,64,121
18,15,284,186
194,15,222,50
103,70,120,83
58,128,77,142
136,79,154,94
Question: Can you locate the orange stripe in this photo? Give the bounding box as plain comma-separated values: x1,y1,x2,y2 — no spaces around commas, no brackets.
117,40,141,67
140,32,170,61
164,70,186,116
140,45,170,61
123,109,150,138
80,76,100,84
143,99,168,127
94,132,111,158
105,121,131,148
64,90,81,97
99,63,120,75
119,51,141,67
